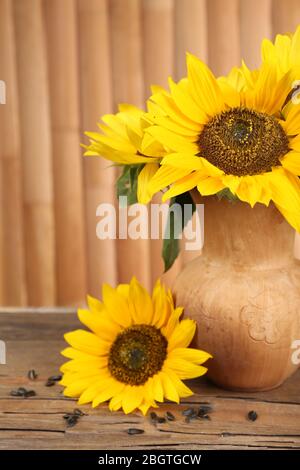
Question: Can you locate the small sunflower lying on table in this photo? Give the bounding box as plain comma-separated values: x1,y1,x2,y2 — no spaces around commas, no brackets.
60,278,211,415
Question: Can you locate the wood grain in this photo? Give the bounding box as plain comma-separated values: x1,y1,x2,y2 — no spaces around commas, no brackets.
0,310,299,450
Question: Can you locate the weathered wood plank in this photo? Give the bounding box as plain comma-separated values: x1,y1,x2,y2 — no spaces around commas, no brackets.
0,311,299,449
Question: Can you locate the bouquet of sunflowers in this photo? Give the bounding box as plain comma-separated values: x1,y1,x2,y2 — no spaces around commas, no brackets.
84,27,300,270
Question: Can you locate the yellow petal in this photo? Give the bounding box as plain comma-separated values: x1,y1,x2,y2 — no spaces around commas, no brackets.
168,77,207,124
152,373,164,402
162,367,194,398
92,380,126,408
102,283,132,328
165,357,208,380
167,319,196,351
147,126,198,154
186,53,225,116
77,309,120,341
160,371,180,403
121,386,143,414
161,153,204,170
147,165,192,195
137,162,159,204
64,330,110,356
128,276,153,324
281,151,300,175
197,176,226,196
162,171,205,201
168,348,212,364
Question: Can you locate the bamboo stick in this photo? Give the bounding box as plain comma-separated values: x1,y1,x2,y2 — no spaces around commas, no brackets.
240,0,271,69
174,0,207,80
272,0,300,35
44,0,86,305
207,0,240,76
142,0,182,288
78,0,117,295
110,0,151,289
13,0,56,305
0,0,26,305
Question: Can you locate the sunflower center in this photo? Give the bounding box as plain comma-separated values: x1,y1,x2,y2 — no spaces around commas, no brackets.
198,107,289,176
108,324,168,385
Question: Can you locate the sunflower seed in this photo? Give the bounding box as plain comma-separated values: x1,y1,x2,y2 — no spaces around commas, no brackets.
156,417,166,424
24,390,36,397
48,374,62,382
127,428,144,435
149,411,158,424
166,411,175,421
182,407,196,417
73,408,85,416
10,387,36,398
66,415,79,428
45,379,56,387
27,369,38,380
199,414,211,421
247,410,258,422
198,405,213,416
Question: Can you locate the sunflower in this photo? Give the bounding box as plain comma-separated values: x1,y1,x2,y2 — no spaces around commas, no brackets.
83,104,165,202
60,277,211,415
144,53,300,231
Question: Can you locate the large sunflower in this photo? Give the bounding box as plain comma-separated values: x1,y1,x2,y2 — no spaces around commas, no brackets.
144,53,300,231
83,104,165,203
60,277,211,415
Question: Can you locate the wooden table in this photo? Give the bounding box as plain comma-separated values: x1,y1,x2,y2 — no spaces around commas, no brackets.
0,310,300,450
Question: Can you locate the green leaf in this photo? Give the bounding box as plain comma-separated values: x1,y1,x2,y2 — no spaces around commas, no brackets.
162,192,196,272
216,187,239,202
116,165,144,205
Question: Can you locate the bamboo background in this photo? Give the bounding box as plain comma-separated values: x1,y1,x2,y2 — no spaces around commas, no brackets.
0,0,300,307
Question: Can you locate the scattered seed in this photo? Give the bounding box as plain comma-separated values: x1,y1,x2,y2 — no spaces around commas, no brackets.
73,408,85,416
156,417,166,424
198,405,213,416
24,390,36,398
182,407,196,417
10,387,36,398
27,369,38,380
48,374,62,382
166,411,175,421
247,410,258,422
66,415,79,428
149,411,158,424
45,379,56,387
199,414,211,421
127,428,144,435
